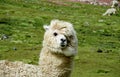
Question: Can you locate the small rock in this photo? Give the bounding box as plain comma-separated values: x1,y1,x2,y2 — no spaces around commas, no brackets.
1,34,9,40
97,49,103,53
13,47,17,51
98,19,104,23
83,21,90,26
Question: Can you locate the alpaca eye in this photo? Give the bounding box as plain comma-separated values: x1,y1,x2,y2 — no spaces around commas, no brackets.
53,32,58,36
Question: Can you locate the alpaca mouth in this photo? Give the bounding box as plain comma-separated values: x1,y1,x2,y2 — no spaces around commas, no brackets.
60,43,67,48
61,44,66,47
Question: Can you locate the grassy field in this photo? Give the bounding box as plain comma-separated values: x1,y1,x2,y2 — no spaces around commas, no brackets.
0,0,120,77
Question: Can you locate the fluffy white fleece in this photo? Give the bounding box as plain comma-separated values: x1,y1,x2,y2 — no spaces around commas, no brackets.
111,0,119,8
102,8,116,16
0,19,78,77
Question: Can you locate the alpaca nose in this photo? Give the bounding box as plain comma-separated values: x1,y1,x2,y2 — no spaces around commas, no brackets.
61,38,66,42
60,38,67,47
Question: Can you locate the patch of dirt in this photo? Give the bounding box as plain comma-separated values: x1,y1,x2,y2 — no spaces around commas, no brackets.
48,0,119,6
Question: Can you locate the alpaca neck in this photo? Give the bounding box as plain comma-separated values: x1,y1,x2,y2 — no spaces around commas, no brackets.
39,47,74,77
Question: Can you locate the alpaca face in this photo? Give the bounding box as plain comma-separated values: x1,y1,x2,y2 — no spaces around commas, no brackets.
44,29,68,50
43,20,78,56
53,32,67,48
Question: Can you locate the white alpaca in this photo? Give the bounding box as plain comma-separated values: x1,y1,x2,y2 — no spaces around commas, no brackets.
0,19,78,77
111,0,119,8
102,8,116,16
111,0,119,11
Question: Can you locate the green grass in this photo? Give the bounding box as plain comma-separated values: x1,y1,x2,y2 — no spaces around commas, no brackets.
0,0,120,77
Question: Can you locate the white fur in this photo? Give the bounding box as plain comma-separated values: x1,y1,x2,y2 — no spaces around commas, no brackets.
0,19,78,77
111,0,119,8
43,25,49,30
102,8,116,16
42,20,78,56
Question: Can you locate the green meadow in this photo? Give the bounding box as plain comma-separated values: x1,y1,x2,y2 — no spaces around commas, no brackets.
0,0,120,77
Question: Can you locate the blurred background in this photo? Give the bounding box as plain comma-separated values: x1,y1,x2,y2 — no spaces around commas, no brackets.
0,0,120,77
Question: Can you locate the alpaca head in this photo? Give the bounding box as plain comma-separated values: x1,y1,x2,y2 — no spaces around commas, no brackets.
43,19,78,56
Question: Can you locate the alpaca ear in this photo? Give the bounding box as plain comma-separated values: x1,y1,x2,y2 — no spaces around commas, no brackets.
43,25,49,31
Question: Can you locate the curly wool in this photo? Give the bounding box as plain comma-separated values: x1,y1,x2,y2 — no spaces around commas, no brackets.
0,60,41,77
0,19,78,77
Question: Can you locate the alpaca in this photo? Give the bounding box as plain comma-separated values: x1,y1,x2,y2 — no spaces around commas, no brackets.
0,19,78,77
102,8,116,16
111,0,119,8
111,0,119,11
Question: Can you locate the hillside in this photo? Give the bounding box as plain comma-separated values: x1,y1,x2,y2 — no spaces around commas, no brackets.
0,0,120,77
